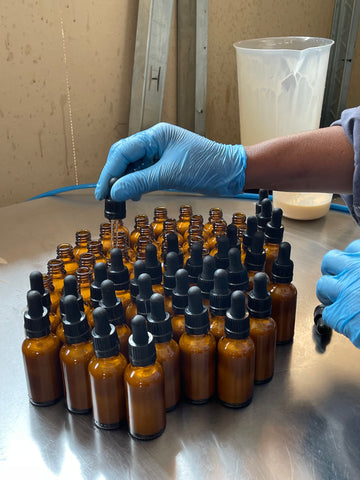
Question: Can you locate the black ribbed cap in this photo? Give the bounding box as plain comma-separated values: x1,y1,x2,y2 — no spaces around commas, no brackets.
214,235,230,269
145,243,162,285
248,272,271,318
264,208,284,244
185,286,210,335
257,198,272,231
163,251,180,296
255,189,269,215
164,232,184,267
99,279,125,325
185,241,203,281
29,271,51,312
225,291,250,339
226,223,240,249
135,273,153,317
197,255,216,299
271,242,294,283
209,269,231,315
227,248,249,292
147,293,172,343
92,307,120,358
63,295,90,344
128,315,156,367
314,304,332,335
245,231,266,272
60,275,84,316
108,248,130,291
242,216,258,252
104,177,126,220
90,262,108,308
172,269,189,314
130,260,146,300
24,290,50,338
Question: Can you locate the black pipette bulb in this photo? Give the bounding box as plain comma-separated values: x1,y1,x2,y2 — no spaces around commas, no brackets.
248,272,271,318
145,243,162,286
147,293,172,343
214,235,230,269
245,231,266,272
209,269,232,316
99,279,125,325
163,251,180,296
163,232,184,267
128,315,156,367
108,248,130,291
255,189,269,215
24,290,50,338
29,271,51,312
227,247,249,292
185,241,203,284
104,177,126,220
172,269,190,314
90,262,108,309
257,198,272,232
271,242,293,283
265,208,284,245
135,273,154,317
226,223,240,249
130,260,147,300
92,307,120,358
242,216,258,254
62,295,90,344
198,255,216,300
60,275,84,317
184,286,210,335
225,291,250,339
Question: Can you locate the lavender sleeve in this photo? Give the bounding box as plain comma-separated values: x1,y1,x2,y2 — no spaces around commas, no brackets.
331,106,360,224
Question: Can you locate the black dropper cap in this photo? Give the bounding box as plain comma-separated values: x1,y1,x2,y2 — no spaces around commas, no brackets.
209,269,232,316
242,216,258,253
104,177,126,220
226,223,240,249
197,255,216,300
245,231,266,272
225,291,250,339
264,208,284,244
135,273,153,317
248,272,271,318
24,290,50,338
227,248,249,292
164,232,184,267
90,262,108,308
271,242,294,283
29,271,51,313
147,293,172,343
99,279,125,325
257,198,272,232
130,260,147,300
185,241,203,283
172,269,189,314
313,304,332,335
163,252,180,296
255,189,269,215
214,235,230,269
108,248,130,291
145,243,162,285
184,286,210,335
92,307,120,358
63,295,90,344
128,315,156,367
60,275,84,317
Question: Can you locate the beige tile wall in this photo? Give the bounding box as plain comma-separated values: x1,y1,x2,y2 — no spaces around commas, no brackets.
1,0,359,206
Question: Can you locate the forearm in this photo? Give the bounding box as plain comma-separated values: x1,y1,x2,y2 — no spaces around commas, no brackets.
244,126,354,193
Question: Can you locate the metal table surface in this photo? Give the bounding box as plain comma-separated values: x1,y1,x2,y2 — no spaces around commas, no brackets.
1,190,360,480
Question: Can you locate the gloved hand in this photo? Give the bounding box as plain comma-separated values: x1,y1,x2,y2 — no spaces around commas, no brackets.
316,239,360,348
95,122,247,201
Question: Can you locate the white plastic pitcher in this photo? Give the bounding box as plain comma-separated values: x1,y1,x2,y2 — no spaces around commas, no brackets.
234,36,334,220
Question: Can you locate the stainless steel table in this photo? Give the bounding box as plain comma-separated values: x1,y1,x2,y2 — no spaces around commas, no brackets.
1,190,360,480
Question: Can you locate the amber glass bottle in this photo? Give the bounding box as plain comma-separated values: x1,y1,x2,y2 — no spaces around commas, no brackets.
207,219,227,252
151,206,168,240
183,214,204,243
197,255,216,308
177,204,192,236
163,251,180,314
183,234,207,264
171,269,189,342
57,275,83,344
217,291,255,408
227,248,249,294
76,267,94,328
270,242,297,344
111,231,134,276
244,231,266,291
108,248,131,310
230,212,247,242
99,222,112,256
248,273,276,384
241,216,258,264
158,218,183,248
22,291,62,406
60,295,94,413
209,269,231,343
126,260,147,326
56,243,79,276
79,252,96,273
144,243,163,295
100,279,131,362
29,271,60,334
136,234,153,261
185,241,204,286
90,262,108,309
130,214,149,249
88,307,127,429
256,198,272,232
204,207,223,239
73,229,92,262
124,315,166,440
88,239,107,265
47,258,66,302
212,235,230,269
179,286,216,404
147,294,180,411
264,208,284,277
42,273,60,318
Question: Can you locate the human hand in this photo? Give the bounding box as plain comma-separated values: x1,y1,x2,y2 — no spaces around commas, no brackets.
316,239,360,348
95,122,246,201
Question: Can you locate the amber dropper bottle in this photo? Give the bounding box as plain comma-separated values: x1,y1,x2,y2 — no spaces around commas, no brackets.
244,231,266,291
177,204,192,236
230,212,247,242
256,198,272,232
179,286,216,404
130,214,149,249
227,248,249,294
56,243,79,276
185,241,204,286
197,255,216,308
99,222,112,256
144,243,164,295
204,207,223,239
264,208,284,277
88,307,127,429
163,251,180,314
104,177,127,250
87,239,107,265
217,291,255,408
100,279,131,362
29,271,61,333
248,272,276,384
42,274,59,318
79,252,96,273
125,260,146,326
108,248,131,310
241,216,258,264
47,258,66,308
73,229,92,263
22,290,62,406
270,242,297,344
90,262,108,309
76,267,95,328
124,315,166,440
151,206,168,240
147,293,180,411
134,272,154,320
207,219,227,252
213,235,230,269
60,295,94,413
171,269,190,342
209,269,232,343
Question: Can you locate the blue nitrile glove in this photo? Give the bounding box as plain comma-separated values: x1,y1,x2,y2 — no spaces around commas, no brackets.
95,122,247,201
316,239,360,348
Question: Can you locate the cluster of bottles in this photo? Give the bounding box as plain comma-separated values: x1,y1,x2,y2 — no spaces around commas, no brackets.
22,189,297,440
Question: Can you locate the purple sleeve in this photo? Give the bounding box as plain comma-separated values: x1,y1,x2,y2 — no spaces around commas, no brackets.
331,106,360,224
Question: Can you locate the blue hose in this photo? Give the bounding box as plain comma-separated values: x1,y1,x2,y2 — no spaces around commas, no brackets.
27,184,350,214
